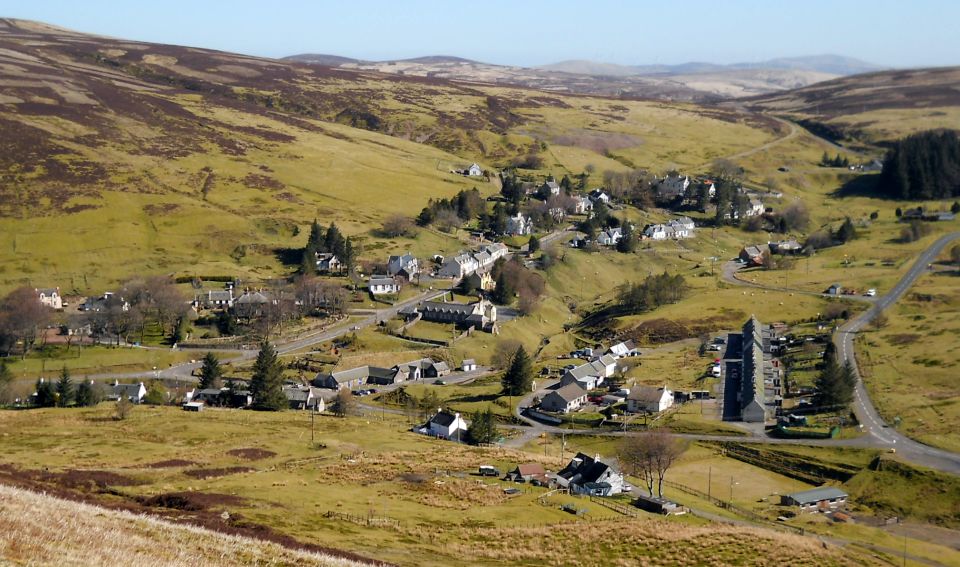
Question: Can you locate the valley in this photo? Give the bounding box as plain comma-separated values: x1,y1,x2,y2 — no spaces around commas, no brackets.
0,13,959,567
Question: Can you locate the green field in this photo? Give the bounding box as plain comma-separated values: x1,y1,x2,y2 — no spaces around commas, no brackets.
856,268,960,452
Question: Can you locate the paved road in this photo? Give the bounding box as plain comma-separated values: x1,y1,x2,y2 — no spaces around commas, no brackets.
506,234,960,474
835,232,960,474
44,229,576,385
721,260,875,304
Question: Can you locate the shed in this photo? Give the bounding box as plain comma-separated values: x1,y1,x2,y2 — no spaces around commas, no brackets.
634,494,683,515
780,487,848,511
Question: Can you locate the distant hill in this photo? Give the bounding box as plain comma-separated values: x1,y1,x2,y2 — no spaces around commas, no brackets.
542,54,883,78
285,53,360,66
746,66,960,142
284,52,881,99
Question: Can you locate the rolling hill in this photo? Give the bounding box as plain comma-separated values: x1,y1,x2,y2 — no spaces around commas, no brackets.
0,18,780,293
286,53,881,100
745,66,960,143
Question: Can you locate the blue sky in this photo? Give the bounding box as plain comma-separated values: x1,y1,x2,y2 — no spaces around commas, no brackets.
2,0,958,67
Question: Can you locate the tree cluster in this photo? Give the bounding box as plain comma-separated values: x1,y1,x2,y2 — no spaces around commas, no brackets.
0,287,50,357
416,188,484,231
302,221,358,278
877,130,960,200
466,407,500,445
491,258,546,314
899,220,933,243
31,366,101,408
813,354,856,409
617,273,688,315
820,152,850,168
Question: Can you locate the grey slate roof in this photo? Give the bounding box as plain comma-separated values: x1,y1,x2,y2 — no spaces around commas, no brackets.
785,487,848,505
551,382,587,403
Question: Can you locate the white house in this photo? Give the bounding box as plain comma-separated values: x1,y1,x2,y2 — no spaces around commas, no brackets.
315,253,342,273
607,340,639,358
539,383,587,413
627,385,674,413
427,410,469,441
588,189,611,204
745,198,765,217
656,175,690,200
541,180,561,196
105,381,147,404
461,359,477,372
481,242,509,262
597,227,623,247
467,163,483,176
643,224,672,240
574,196,594,214
35,287,62,309
505,213,533,236
368,276,400,295
439,252,480,279
591,354,618,378
556,453,625,496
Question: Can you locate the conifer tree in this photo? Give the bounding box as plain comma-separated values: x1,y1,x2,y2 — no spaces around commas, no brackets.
501,346,533,396
34,379,56,408
467,407,500,445
55,366,73,407
198,352,223,390
249,341,286,411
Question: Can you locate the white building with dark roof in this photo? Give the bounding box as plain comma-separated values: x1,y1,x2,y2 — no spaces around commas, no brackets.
35,287,62,309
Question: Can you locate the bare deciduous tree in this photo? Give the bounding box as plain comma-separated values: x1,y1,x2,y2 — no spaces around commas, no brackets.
617,429,687,497
381,214,416,238
0,287,50,357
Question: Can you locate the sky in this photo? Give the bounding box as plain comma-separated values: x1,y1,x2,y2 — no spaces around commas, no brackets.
2,0,958,68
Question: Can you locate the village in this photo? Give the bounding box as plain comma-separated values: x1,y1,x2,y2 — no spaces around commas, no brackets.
5,158,959,565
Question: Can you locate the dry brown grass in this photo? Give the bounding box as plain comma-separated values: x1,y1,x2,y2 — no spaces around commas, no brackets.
445,518,877,567
0,483,372,567
404,478,509,510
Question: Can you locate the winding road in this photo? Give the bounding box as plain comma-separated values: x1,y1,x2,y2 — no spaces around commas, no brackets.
509,232,960,475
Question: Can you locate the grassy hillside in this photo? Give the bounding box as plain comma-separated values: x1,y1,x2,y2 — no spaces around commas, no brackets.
0,483,368,566
745,66,960,143
856,266,960,453
0,405,884,567
0,19,787,294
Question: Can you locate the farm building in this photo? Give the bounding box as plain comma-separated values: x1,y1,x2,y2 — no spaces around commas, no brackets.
780,487,848,512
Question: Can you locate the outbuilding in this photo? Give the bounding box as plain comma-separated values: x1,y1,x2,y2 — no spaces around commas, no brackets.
780,487,848,512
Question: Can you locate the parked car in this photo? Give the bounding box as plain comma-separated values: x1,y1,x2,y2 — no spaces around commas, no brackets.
478,465,500,477
864,289,877,297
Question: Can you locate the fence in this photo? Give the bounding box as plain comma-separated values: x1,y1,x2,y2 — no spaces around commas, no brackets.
324,510,402,530
587,495,639,518
663,480,805,536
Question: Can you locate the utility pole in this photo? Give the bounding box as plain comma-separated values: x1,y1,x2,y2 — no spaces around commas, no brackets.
707,466,712,500
311,409,315,444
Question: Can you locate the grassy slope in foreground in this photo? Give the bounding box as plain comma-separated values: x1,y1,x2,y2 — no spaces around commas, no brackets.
0,405,880,567
0,483,364,567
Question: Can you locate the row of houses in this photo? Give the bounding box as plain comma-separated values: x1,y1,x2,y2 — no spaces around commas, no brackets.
643,217,696,240
438,242,509,279
722,316,782,423
312,357,453,390
400,295,499,333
